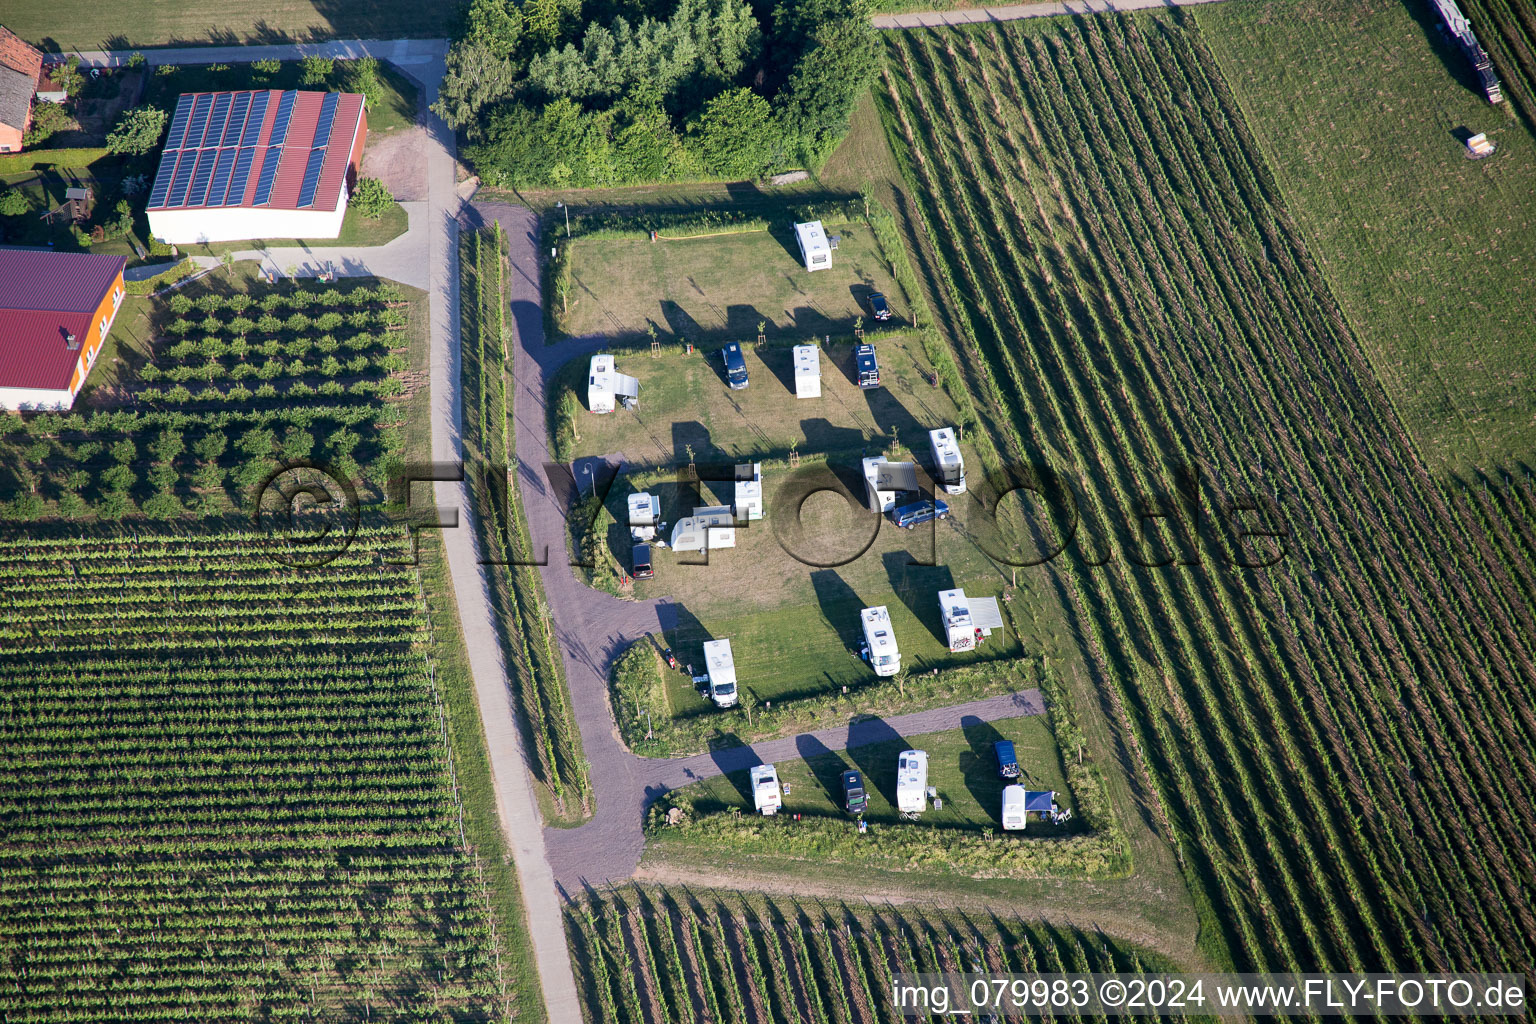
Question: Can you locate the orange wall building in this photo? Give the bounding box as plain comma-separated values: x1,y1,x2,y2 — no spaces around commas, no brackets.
0,250,127,411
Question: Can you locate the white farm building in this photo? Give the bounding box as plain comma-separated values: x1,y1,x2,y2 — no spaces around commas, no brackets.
146,89,368,245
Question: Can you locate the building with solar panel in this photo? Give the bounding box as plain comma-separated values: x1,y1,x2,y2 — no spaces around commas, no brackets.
145,89,367,244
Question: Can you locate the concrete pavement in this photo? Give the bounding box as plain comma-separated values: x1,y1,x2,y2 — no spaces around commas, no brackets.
872,0,1229,28
52,38,446,68
187,201,430,289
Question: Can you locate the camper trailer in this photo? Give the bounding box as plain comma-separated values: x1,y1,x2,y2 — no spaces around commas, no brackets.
627,492,661,541
862,455,919,514
937,588,1007,653
859,606,901,677
702,639,739,707
751,764,783,815
794,220,832,272
587,354,639,413
734,463,763,521
896,749,929,815
671,506,737,553
1001,785,1028,831
929,427,966,495
793,344,821,398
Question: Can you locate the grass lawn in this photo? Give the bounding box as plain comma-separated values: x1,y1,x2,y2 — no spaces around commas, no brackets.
675,715,1080,834
554,332,959,466
7,1,461,51
1197,0,1536,469
187,200,410,256
555,220,907,343
141,60,420,137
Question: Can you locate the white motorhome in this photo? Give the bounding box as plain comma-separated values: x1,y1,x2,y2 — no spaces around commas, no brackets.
937,588,1007,653
627,492,661,541
860,606,901,677
793,344,821,398
751,764,783,815
794,220,831,272
734,463,763,521
896,749,929,815
702,639,739,707
861,455,919,514
587,354,639,413
670,506,737,553
929,427,966,495
1001,784,1028,831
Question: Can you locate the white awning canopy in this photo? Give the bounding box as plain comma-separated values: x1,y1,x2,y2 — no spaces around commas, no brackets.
970,596,1006,632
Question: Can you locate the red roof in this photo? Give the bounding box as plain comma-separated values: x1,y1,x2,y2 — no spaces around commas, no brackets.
0,250,125,391
0,25,42,80
147,89,366,214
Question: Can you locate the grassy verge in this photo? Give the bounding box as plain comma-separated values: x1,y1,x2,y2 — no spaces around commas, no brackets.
461,224,592,825
189,201,410,256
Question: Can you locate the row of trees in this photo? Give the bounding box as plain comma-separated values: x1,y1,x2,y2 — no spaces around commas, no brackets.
437,0,879,187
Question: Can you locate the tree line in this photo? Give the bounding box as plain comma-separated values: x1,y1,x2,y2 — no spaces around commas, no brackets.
433,0,880,187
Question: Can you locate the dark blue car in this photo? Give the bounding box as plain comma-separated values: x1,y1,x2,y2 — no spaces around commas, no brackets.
891,498,949,529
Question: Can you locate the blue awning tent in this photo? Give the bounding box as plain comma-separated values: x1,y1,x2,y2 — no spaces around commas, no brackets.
1024,790,1056,813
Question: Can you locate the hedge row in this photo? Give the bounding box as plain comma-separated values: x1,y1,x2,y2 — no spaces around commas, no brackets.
125,258,195,296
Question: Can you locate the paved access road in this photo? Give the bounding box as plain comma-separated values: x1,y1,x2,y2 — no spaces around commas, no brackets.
473,202,1047,892
873,0,1228,28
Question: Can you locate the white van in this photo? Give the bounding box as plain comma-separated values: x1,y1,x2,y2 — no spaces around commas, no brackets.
860,606,901,677
703,639,739,708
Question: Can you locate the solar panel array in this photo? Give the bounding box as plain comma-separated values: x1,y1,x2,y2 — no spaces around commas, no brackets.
148,89,352,212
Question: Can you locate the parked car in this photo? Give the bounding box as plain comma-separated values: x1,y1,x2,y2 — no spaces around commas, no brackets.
722,342,749,390
842,769,867,815
855,343,880,388
631,543,653,580
994,739,1020,780
868,291,892,321
891,498,950,529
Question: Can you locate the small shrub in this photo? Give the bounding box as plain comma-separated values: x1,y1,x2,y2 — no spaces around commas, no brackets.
298,55,334,86
350,177,393,219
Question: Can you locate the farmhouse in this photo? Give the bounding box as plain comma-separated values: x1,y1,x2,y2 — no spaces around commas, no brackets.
0,26,43,153
0,250,126,410
146,89,367,244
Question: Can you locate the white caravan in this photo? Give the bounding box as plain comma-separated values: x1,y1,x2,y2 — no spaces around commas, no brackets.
896,749,929,815
734,463,763,521
627,492,661,541
702,639,739,708
794,220,831,272
860,606,901,677
928,427,966,495
937,588,1007,653
793,344,821,398
587,354,639,413
670,506,737,553
861,455,919,514
1001,784,1028,831
751,764,783,815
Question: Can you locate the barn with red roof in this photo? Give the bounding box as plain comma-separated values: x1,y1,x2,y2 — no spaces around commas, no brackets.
145,89,367,244
0,250,127,411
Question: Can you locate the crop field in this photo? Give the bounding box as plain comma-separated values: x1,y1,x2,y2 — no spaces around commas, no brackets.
1196,0,1536,468
554,221,906,344
0,529,508,1020
879,14,1536,975
565,888,1175,1024
3,1,459,51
